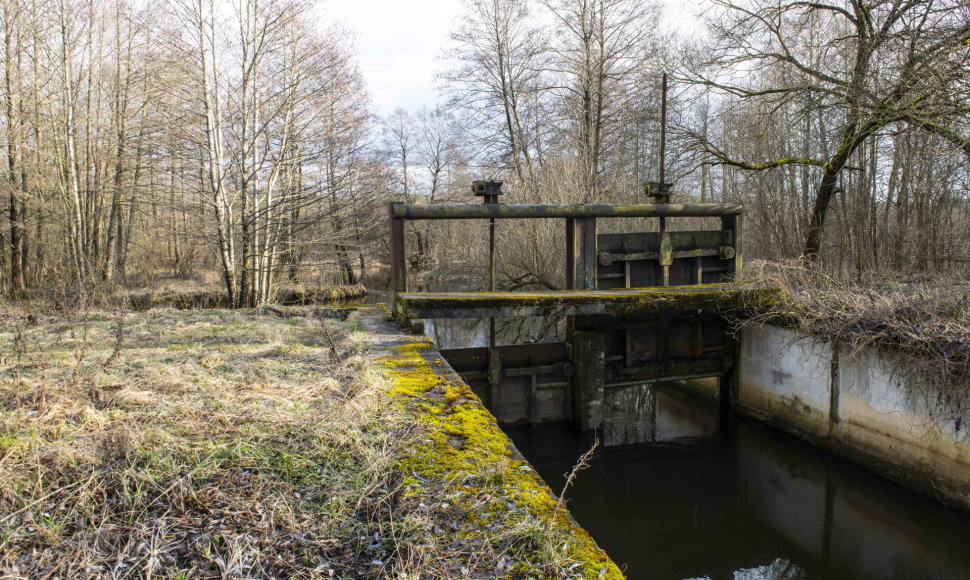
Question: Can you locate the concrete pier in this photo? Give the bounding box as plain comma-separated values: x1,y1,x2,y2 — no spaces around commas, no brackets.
571,331,606,430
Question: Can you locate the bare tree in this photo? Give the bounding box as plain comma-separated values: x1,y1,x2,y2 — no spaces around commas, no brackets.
539,0,660,202
442,0,546,189
684,0,970,262
2,0,28,291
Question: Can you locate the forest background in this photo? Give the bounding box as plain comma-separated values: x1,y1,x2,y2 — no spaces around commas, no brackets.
0,0,967,307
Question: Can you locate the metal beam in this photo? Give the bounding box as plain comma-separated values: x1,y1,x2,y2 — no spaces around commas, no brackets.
391,202,743,220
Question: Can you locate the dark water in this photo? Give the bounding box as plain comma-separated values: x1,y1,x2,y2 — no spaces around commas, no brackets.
506,384,970,580
381,294,970,579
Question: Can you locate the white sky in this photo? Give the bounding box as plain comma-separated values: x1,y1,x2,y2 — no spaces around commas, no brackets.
317,0,704,116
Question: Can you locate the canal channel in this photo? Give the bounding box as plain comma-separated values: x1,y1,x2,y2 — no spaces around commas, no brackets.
362,293,970,579
508,382,970,580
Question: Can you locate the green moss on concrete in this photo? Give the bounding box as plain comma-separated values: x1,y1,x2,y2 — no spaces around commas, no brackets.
398,284,785,320
376,335,623,579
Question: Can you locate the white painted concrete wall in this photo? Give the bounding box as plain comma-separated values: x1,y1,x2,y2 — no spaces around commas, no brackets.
738,325,970,512
739,325,833,438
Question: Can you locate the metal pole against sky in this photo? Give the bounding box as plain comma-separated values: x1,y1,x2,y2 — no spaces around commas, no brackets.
659,72,667,186
658,72,668,233
472,180,503,350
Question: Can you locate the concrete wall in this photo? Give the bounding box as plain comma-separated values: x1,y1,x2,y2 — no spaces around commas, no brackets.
734,425,970,580
739,325,833,438
737,325,970,512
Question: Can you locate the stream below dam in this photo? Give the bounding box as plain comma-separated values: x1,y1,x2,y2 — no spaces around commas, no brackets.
359,293,970,579
508,382,970,580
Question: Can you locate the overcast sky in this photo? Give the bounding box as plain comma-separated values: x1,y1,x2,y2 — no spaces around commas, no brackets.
318,0,704,116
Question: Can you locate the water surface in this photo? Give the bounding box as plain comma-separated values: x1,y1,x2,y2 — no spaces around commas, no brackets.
506,384,970,580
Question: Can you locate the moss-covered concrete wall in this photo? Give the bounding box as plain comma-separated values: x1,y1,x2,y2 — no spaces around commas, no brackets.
361,307,623,579
397,284,784,321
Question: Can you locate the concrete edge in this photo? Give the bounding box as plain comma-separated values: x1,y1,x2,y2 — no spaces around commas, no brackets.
360,306,624,579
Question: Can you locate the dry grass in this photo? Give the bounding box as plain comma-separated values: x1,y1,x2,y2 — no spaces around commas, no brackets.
741,261,969,366
0,278,368,314
0,307,411,578
0,306,596,579
121,283,369,310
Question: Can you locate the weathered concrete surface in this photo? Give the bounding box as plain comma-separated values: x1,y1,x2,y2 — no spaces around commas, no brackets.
735,324,970,512
571,331,606,431
396,284,783,320
738,325,832,439
837,348,970,510
360,306,622,579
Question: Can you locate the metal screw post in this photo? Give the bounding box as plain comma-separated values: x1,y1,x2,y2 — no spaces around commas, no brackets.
472,180,503,350
644,74,675,286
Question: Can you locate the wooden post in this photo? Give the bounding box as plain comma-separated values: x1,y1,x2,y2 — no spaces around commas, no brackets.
566,218,597,338
565,218,576,339
570,330,605,431
660,231,672,286
487,347,502,411
389,202,407,318
570,217,597,290
565,218,575,289
720,332,741,430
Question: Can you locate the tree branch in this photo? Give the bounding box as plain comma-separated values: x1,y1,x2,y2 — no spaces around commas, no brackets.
688,130,827,170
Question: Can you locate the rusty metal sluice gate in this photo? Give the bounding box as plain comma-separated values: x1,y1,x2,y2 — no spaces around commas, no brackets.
388,182,751,431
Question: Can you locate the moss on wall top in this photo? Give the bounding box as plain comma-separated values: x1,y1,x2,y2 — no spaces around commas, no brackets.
372,321,623,579
397,283,784,320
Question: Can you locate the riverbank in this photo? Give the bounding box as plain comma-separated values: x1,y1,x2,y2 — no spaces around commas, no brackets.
721,263,970,511
0,305,618,578
740,261,969,381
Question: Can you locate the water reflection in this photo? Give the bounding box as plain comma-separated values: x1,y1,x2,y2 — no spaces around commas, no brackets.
507,383,970,580
362,290,562,350
425,316,563,350
602,384,720,447
423,318,487,350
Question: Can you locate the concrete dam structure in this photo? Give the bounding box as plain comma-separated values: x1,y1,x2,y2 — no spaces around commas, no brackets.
736,324,970,513
384,184,970,577
387,190,970,513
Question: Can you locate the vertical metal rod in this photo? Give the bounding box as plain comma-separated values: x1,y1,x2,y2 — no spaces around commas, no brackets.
659,72,667,186
489,217,496,291
488,214,496,349
658,73,670,286
658,73,669,234
565,218,576,340
476,183,502,410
